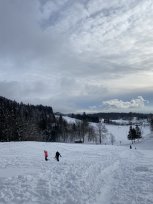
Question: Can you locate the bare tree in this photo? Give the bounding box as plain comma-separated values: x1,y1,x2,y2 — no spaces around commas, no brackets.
97,122,107,144
110,133,115,145
88,126,96,143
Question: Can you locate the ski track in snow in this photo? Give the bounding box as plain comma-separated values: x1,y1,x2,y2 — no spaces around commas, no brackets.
0,140,153,204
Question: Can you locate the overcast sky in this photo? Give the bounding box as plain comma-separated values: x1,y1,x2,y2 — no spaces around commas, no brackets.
0,0,153,113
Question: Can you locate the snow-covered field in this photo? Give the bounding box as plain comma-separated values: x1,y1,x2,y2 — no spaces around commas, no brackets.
105,123,150,145
0,125,153,204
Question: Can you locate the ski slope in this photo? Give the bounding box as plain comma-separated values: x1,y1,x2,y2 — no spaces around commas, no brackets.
0,132,153,204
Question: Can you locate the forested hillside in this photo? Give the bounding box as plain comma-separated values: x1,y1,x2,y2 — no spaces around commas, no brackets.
0,96,56,142
0,97,95,143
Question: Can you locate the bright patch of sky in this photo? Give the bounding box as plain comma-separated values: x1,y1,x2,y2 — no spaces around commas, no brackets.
0,0,153,113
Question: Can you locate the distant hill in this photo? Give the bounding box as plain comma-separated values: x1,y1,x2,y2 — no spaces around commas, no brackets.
68,112,152,123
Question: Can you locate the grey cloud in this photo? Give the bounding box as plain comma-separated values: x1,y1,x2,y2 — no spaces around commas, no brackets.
0,0,150,77
0,80,51,103
58,76,108,98
0,0,66,71
0,81,19,100
0,0,153,113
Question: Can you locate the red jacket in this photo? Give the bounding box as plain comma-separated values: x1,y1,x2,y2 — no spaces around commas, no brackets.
44,150,48,157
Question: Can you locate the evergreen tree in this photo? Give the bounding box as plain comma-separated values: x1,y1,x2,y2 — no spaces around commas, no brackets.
128,125,141,141
135,125,142,139
150,118,153,132
128,126,136,141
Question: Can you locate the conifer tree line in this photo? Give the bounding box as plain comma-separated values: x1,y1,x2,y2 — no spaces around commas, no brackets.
71,112,150,122
0,96,97,142
0,96,55,141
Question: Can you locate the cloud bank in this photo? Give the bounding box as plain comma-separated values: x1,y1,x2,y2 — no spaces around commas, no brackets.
103,96,148,110
0,0,153,113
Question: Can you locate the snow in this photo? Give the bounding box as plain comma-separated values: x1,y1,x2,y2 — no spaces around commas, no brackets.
55,115,79,124
111,119,130,125
0,124,153,203
63,116,79,124
57,115,150,145
105,124,150,145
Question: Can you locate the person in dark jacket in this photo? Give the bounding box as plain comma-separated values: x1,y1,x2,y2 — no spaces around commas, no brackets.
55,151,61,161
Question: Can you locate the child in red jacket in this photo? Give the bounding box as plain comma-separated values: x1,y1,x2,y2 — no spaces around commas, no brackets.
44,150,48,161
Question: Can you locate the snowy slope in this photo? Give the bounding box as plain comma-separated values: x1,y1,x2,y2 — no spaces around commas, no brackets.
105,124,150,145
62,116,150,145
0,132,153,204
63,116,79,124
